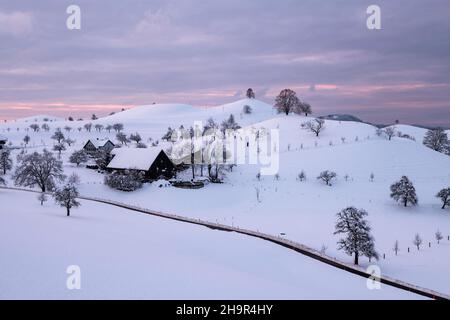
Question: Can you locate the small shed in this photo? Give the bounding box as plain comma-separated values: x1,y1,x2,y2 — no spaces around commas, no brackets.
0,134,7,150
107,147,175,180
83,139,115,153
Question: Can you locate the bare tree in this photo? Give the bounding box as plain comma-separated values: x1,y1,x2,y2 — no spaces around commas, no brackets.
37,192,48,206
30,124,40,132
0,149,13,174
105,124,113,133
435,230,443,244
303,119,325,137
53,143,66,158
116,132,129,145
64,126,72,133
13,149,65,192
113,123,124,133
84,123,93,132
436,187,450,209
297,170,306,181
383,127,396,140
129,133,142,144
413,233,422,250
246,88,255,99
317,170,337,186
275,89,300,115
423,128,449,153
390,176,418,207
334,207,379,265
69,150,88,166
393,240,400,255
94,124,104,132
53,183,81,216
23,135,30,147
51,130,65,144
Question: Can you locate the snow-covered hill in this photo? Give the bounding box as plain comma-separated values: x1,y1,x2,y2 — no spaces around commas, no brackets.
1,99,449,298
0,189,420,299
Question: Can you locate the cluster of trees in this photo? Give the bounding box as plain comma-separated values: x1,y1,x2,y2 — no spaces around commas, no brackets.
5,148,81,216
104,170,144,191
274,89,312,116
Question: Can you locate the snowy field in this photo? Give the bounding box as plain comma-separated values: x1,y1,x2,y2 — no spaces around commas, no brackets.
1,98,449,298
0,189,421,299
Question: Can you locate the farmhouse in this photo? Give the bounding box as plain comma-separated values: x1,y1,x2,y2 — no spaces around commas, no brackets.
0,134,7,149
107,147,175,180
83,139,115,153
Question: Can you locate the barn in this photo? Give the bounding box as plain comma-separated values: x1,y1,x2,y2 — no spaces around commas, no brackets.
83,139,115,154
107,147,176,181
0,134,7,150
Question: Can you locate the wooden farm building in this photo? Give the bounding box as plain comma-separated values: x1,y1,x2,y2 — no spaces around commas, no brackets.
83,139,115,153
106,147,175,180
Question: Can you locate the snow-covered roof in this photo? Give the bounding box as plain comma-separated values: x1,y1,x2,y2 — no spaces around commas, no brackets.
107,147,166,171
0,134,7,141
86,139,113,148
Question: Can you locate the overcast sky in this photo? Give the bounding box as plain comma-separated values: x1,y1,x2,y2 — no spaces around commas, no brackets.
1,0,450,126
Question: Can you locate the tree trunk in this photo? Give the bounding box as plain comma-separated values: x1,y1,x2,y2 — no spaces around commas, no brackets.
67,207,70,217
285,109,289,116
404,199,408,207
354,252,359,265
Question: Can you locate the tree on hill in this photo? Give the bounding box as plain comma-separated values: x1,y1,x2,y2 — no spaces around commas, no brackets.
116,132,130,145
51,129,65,144
423,128,449,153
299,102,312,116
383,127,396,140
30,124,40,132
94,124,104,132
53,143,66,158
162,127,174,141
243,105,252,114
246,88,255,99
303,119,325,137
390,176,418,207
275,89,300,115
334,207,379,265
113,123,124,133
13,149,65,192
129,133,142,144
84,123,93,132
436,188,450,209
23,135,30,147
